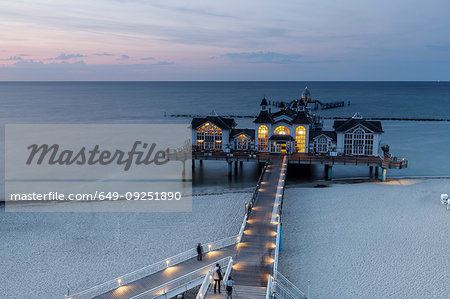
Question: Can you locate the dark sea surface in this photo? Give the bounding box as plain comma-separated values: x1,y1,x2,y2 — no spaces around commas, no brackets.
1,81,449,193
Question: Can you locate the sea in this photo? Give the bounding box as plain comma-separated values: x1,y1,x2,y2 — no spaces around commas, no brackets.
0,81,450,194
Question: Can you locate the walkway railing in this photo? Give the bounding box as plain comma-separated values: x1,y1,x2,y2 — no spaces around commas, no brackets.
196,257,233,299
66,157,271,299
266,275,274,299
66,238,236,299
272,272,306,299
238,160,269,242
130,256,232,299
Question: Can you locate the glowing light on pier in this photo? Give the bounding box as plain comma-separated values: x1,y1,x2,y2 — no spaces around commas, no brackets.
117,278,122,286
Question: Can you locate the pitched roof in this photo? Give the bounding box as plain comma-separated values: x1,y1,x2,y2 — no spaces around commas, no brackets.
309,130,336,141
253,110,274,123
191,116,236,130
260,97,268,106
230,128,255,139
333,118,383,133
292,111,312,124
272,119,293,125
272,108,296,119
269,134,295,141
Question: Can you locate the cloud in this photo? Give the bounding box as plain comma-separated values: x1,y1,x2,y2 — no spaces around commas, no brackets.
219,51,304,64
12,60,87,68
48,53,88,60
0,56,24,61
155,61,174,65
140,57,155,61
0,60,178,80
92,52,114,56
120,54,130,60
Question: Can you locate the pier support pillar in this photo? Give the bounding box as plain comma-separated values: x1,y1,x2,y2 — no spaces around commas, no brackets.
234,161,238,174
374,166,379,178
181,160,186,181
325,165,333,181
192,159,195,170
240,161,243,167
228,161,233,178
381,168,387,182
369,166,373,178
199,160,203,166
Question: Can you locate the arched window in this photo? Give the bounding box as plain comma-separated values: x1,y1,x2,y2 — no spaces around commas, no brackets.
196,122,222,150
274,126,290,135
343,126,374,155
353,128,364,155
258,125,268,151
236,134,248,150
295,126,306,152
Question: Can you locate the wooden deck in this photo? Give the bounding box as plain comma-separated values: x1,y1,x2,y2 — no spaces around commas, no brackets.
93,247,235,299
205,159,284,298
91,159,285,299
189,151,407,169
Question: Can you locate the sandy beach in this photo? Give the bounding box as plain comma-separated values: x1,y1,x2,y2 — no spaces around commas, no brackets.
279,179,450,298
0,192,248,299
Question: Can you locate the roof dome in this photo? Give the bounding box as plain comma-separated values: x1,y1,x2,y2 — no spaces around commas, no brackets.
301,86,311,100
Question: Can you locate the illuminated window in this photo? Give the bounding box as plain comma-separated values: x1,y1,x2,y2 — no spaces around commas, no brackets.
235,134,249,150
295,126,306,152
274,126,290,135
196,122,222,150
258,125,268,151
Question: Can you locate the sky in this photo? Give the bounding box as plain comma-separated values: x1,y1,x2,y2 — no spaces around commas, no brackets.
0,0,449,81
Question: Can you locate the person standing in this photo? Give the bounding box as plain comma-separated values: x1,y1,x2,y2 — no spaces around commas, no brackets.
226,275,233,299
196,243,203,261
213,263,223,294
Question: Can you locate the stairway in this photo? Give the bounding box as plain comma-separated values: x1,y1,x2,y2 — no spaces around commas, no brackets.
206,285,266,299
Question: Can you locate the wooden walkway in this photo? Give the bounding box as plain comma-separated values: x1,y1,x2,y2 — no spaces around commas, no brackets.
205,158,284,298
92,158,284,299
93,246,235,299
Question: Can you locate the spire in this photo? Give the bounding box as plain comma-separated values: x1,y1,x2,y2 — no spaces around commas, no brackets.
260,97,268,106
260,97,268,111
208,109,218,116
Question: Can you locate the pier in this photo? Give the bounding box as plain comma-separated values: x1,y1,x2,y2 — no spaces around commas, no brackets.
190,151,407,182
66,157,300,299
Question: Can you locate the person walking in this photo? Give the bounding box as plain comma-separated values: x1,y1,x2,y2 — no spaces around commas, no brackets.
213,263,223,294
226,275,233,299
196,243,203,261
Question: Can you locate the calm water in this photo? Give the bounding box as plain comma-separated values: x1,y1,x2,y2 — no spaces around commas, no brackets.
0,81,449,193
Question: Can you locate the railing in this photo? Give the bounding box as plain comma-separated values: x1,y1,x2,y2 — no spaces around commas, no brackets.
66,153,270,299
266,275,274,299
273,272,306,299
131,256,232,299
191,148,407,169
196,256,234,299
238,160,269,242
196,269,212,299
66,237,237,299
222,256,234,284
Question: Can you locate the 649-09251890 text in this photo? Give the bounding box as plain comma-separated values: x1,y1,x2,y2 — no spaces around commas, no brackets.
9,191,183,201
